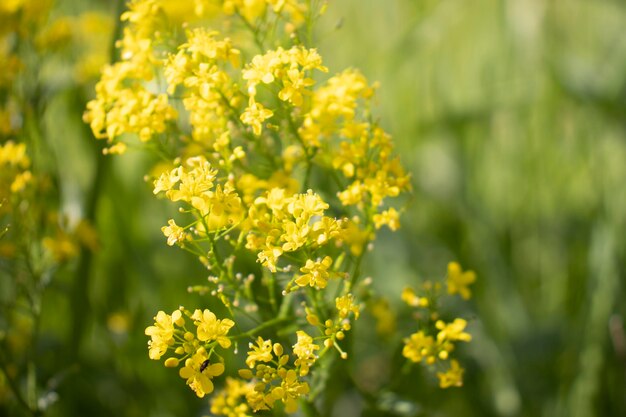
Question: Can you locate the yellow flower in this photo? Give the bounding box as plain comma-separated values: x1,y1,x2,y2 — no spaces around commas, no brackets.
223,0,266,22
191,309,234,348
10,171,32,193
245,389,271,412
311,217,342,246
401,287,428,308
292,331,319,376
240,100,273,135
269,369,310,413
446,262,476,300
153,166,181,195
0,141,30,168
210,377,254,417
206,183,244,228
167,156,217,204
257,245,283,273
278,67,314,106
373,207,400,231
295,256,333,289
402,331,435,364
437,359,464,388
436,318,472,344
161,219,187,246
335,294,360,319
145,310,182,360
287,189,328,219
246,336,273,368
280,221,309,252
179,348,225,398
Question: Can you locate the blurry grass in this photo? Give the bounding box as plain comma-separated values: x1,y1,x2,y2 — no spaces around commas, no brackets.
320,0,626,416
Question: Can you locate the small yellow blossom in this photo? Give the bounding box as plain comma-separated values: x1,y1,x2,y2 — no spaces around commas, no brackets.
179,348,225,398
336,293,360,319
161,219,187,246
402,331,436,364
401,287,428,308
446,262,476,300
246,336,273,368
240,100,273,135
373,207,400,231
437,359,464,388
145,310,182,360
269,369,310,413
245,389,271,412
296,256,333,288
292,331,319,376
191,309,234,347
0,141,30,167
435,318,471,344
210,377,254,417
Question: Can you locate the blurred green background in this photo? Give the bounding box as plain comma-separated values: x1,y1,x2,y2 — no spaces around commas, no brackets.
1,0,625,416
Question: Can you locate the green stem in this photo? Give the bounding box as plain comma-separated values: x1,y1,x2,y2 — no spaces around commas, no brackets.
69,0,125,359
235,10,266,52
234,317,291,339
266,272,279,314
0,360,39,416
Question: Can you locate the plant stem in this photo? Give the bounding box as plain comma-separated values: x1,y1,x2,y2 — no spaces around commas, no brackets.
69,0,125,359
234,317,291,339
0,361,36,415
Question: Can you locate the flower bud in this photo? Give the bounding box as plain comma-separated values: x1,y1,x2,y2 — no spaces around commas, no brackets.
164,357,179,368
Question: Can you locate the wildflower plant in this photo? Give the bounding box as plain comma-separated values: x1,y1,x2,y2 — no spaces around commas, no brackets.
84,0,477,413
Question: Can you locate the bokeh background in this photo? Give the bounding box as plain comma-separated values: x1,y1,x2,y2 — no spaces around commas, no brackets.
1,0,625,416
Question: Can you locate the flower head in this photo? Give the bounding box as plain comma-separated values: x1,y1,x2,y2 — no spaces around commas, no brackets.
161,219,187,246
246,336,273,368
179,348,225,398
191,309,234,348
336,293,360,319
296,256,333,289
292,331,319,376
145,310,182,360
402,331,435,364
437,359,464,388
446,262,476,300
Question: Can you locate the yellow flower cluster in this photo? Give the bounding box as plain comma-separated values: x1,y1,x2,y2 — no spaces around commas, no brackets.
401,262,476,388
81,0,474,411
209,377,255,417
145,307,235,398
0,141,32,199
0,141,96,263
154,155,245,231
296,69,411,233
165,28,242,146
239,337,311,413
83,0,177,149
246,188,342,272
241,45,327,134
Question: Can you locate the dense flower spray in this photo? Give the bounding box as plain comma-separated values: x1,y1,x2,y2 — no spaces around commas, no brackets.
85,0,477,412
